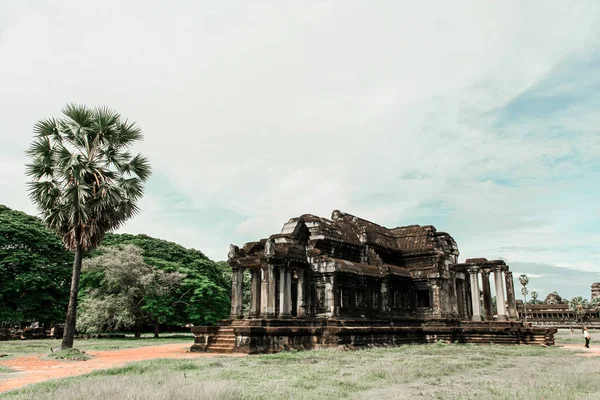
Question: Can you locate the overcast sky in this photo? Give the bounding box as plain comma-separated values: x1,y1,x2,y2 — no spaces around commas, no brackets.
1,1,599,299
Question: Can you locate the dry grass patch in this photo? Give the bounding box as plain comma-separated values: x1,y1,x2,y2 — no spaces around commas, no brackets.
2,343,599,400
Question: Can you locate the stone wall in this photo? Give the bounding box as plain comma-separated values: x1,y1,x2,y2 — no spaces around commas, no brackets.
191,319,556,354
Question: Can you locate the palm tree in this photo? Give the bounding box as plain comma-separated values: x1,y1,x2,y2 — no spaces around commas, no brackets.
519,274,529,319
26,104,151,349
569,296,589,327
530,291,538,305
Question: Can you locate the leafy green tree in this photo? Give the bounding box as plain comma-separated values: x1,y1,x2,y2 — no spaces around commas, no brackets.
590,297,600,309
0,205,72,326
78,245,184,338
95,234,231,326
26,104,151,348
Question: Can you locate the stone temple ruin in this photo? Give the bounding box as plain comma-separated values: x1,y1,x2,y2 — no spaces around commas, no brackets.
191,210,556,353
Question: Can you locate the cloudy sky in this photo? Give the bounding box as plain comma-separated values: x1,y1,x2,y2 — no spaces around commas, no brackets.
1,1,599,299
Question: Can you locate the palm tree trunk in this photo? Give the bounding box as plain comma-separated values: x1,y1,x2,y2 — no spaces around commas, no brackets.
61,245,83,349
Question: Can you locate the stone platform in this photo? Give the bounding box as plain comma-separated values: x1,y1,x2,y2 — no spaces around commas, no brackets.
191,319,556,354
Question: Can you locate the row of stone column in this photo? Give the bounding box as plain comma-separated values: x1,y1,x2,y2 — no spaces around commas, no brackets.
230,266,305,319
468,267,517,321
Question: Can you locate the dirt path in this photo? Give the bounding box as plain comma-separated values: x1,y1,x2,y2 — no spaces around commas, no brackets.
0,343,244,394
559,343,600,356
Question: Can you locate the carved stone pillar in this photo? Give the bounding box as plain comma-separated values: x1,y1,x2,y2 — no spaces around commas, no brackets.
267,265,276,317
230,267,244,318
260,266,269,316
481,269,493,320
324,277,335,317
450,277,459,316
296,268,305,317
468,268,481,321
279,267,292,317
493,267,507,321
504,271,518,319
455,278,465,318
381,280,389,313
250,269,261,318
464,275,472,318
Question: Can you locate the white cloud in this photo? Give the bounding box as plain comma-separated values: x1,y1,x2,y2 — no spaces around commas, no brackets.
1,0,600,294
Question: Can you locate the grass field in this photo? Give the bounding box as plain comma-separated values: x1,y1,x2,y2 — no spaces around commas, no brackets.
554,328,590,345
0,333,192,359
1,341,598,400
0,366,13,374
0,329,597,399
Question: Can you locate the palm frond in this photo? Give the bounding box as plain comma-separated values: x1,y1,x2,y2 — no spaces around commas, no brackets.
114,119,143,149
125,154,152,181
32,118,59,138
27,103,151,252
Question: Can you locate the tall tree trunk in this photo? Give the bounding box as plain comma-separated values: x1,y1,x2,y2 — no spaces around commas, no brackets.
134,324,141,339
61,245,83,349
154,320,159,338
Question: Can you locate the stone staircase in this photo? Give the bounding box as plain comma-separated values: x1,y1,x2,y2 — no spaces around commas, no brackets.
205,326,236,353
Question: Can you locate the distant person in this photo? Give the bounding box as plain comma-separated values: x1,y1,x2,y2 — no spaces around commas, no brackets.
584,327,591,348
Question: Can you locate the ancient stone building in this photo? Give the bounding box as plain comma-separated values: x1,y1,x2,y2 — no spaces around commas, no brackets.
592,283,600,301
544,292,564,305
191,210,555,353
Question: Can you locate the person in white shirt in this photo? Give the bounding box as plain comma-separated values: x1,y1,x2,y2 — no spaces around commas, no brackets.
584,327,591,348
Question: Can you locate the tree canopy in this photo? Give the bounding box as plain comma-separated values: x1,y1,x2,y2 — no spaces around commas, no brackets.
85,233,231,327
78,245,185,337
0,204,72,326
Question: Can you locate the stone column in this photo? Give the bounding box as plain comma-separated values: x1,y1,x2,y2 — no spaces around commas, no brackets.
381,280,389,313
266,265,276,317
450,277,459,316
279,267,292,317
324,278,335,317
260,266,269,316
504,271,518,319
456,279,465,318
464,276,472,318
493,267,507,321
481,270,493,320
296,268,305,317
250,269,261,318
230,268,244,318
468,268,481,321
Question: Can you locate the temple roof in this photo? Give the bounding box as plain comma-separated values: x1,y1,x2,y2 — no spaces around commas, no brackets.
288,210,458,256
229,210,459,266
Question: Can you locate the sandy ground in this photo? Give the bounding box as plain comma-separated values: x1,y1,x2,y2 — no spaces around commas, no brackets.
559,343,600,356
0,343,244,394
1,343,598,394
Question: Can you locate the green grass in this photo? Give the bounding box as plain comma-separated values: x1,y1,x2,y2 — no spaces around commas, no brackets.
0,333,192,359
0,365,14,373
554,328,590,345
1,343,598,399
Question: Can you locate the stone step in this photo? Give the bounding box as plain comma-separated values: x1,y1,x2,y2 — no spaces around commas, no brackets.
212,337,236,344
206,344,235,353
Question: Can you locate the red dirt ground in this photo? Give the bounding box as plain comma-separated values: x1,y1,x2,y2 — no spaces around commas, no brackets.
0,343,244,394
1,343,598,394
